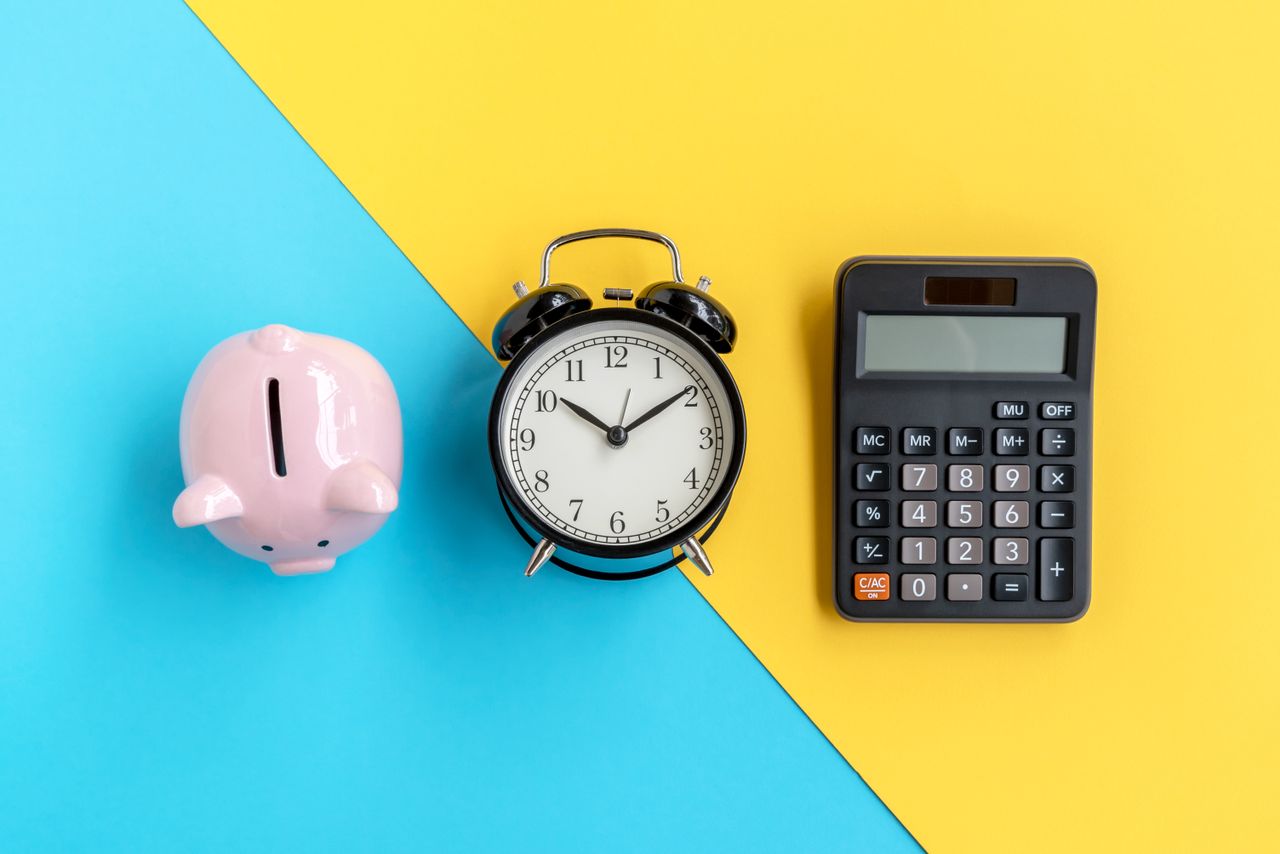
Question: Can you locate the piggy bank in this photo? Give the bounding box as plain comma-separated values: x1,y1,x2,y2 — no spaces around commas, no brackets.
173,324,402,575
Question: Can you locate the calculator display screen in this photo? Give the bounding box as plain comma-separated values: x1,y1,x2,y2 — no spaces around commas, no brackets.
862,315,1067,373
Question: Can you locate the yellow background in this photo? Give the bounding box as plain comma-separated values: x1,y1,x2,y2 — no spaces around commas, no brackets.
189,1,1280,849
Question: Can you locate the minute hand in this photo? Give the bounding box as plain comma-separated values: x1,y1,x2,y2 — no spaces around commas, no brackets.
624,386,694,433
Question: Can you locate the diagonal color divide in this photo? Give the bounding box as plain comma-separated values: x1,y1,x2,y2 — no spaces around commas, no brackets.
187,1,1280,850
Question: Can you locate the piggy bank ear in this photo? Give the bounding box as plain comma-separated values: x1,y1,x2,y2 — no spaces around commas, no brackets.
326,460,399,515
173,475,244,528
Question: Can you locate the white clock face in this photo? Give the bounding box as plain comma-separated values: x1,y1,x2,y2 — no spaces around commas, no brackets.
497,317,738,550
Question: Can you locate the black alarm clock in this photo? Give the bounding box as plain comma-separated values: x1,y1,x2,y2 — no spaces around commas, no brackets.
488,229,746,580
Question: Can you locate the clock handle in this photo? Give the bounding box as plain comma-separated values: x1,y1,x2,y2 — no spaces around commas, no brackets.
539,228,683,288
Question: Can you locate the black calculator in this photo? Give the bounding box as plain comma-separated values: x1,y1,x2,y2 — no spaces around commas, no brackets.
833,257,1096,622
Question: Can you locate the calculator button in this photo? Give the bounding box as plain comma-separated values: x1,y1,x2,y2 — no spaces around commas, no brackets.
993,573,1030,601
901,427,937,455
1039,501,1075,528
947,464,984,492
854,463,891,491
947,428,983,455
993,500,1030,528
900,573,937,601
853,572,892,601
1040,401,1076,420
901,464,938,491
946,500,983,528
992,537,1029,565
901,500,938,528
1040,428,1075,456
994,401,1029,419
854,500,890,527
854,536,890,564
946,573,984,601
993,428,1029,456
946,537,983,564
1040,465,1075,493
993,464,1030,492
855,427,891,454
901,537,937,564
1039,538,1074,601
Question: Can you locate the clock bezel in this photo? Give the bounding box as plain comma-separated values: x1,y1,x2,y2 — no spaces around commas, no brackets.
488,306,747,559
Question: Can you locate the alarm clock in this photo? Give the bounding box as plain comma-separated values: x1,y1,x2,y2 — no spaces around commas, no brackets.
488,229,747,580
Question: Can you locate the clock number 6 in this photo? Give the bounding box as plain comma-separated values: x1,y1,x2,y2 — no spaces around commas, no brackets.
610,510,626,534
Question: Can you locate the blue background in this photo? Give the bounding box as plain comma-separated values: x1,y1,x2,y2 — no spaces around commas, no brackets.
0,3,914,850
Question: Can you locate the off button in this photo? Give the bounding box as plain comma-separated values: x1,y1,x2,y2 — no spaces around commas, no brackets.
853,572,891,601
1040,401,1075,419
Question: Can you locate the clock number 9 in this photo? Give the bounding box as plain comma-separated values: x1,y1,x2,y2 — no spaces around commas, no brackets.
519,428,535,451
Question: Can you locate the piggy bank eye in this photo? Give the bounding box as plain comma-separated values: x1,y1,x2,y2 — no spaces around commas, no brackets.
261,545,274,552
317,540,330,548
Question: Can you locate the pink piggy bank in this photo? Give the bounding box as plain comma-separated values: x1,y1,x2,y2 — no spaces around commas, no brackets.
173,324,402,575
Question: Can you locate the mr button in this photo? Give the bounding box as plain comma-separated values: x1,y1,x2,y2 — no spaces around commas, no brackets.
853,572,891,601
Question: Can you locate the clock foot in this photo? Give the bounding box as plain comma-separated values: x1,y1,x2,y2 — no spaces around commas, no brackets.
523,538,557,578
681,537,714,577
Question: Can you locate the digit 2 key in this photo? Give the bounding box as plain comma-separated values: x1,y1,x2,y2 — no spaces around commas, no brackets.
834,257,1096,622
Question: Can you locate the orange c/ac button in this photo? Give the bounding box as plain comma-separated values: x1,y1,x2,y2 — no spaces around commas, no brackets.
853,572,891,601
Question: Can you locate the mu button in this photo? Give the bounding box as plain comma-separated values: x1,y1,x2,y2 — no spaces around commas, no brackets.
853,572,891,601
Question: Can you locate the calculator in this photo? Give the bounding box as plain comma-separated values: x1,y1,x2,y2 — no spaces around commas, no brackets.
833,257,1096,622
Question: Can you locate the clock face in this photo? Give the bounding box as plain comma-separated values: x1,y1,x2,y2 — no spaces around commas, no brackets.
494,312,742,555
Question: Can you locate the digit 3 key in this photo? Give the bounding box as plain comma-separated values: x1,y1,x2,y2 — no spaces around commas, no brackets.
833,257,1096,622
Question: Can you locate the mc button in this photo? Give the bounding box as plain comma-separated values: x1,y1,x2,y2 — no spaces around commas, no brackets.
855,427,891,455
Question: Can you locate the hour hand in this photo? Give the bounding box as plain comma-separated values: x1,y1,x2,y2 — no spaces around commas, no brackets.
624,386,694,433
560,398,611,434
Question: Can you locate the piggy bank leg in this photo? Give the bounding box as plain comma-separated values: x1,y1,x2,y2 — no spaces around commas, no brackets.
325,460,399,515
173,475,243,528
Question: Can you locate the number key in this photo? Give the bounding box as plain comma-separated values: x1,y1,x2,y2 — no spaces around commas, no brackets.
946,500,983,528
901,500,937,528
992,537,1029,565
994,464,1030,492
901,537,937,564
946,537,983,564
901,464,937,491
947,464,984,492
993,500,1029,528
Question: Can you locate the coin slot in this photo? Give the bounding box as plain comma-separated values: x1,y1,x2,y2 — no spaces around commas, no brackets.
267,377,287,477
